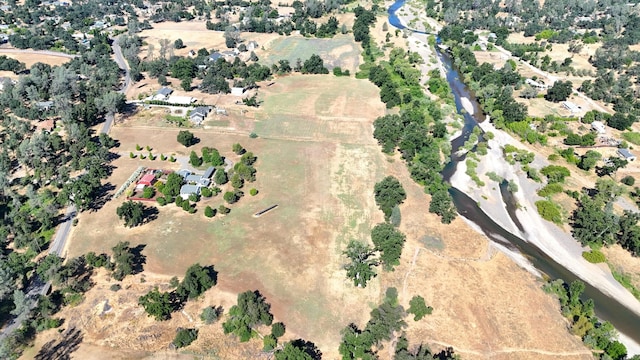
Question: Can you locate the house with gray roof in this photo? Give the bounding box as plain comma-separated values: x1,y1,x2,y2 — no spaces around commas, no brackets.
189,106,211,125
154,87,173,100
203,166,215,179
35,101,54,111
618,148,637,162
180,184,201,199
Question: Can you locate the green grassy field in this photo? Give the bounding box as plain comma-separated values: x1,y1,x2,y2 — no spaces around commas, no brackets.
262,35,360,72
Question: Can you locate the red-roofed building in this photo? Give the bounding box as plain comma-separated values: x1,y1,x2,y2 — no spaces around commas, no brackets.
138,173,157,187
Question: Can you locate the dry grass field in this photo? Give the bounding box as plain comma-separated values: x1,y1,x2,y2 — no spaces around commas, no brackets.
53,73,594,359
0,50,72,68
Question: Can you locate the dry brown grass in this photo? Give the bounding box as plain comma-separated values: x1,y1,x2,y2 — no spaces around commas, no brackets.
0,51,71,68
57,66,590,360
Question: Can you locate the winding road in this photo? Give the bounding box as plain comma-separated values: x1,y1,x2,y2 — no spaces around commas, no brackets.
0,36,132,341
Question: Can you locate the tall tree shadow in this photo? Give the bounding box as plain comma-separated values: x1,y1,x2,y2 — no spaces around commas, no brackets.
35,327,83,360
131,243,147,275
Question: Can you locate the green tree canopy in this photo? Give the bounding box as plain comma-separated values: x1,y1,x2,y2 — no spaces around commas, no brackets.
176,263,217,300
177,130,196,147
139,287,173,321
374,176,406,220
116,200,146,228
370,223,406,271
222,290,274,342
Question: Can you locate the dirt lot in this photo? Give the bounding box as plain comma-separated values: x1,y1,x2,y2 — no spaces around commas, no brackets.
57,72,591,359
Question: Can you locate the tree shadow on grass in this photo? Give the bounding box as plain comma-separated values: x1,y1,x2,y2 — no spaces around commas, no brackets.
90,182,116,212
35,327,83,360
143,204,159,224
131,244,147,275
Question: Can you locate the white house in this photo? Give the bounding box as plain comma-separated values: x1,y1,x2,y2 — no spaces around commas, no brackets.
562,101,581,114
231,87,245,96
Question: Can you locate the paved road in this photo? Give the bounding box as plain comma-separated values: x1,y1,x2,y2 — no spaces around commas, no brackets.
0,36,131,341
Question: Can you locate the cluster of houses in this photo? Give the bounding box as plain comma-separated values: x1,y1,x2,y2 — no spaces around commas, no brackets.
135,166,217,200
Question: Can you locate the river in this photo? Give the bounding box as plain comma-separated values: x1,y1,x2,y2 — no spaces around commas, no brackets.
387,0,640,349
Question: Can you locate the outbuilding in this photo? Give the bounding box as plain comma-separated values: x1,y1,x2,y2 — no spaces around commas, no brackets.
138,173,157,186
618,148,637,162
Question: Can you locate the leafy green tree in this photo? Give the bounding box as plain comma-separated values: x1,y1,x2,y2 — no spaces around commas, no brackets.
177,130,196,147
163,173,184,198
605,340,627,360
374,176,406,220
540,165,571,183
112,241,137,281
36,254,63,283
222,290,274,342
301,54,329,74
180,77,192,91
116,200,146,228
138,287,173,320
240,151,257,166
231,173,244,189
173,328,198,348
171,58,196,80
272,322,286,338
370,223,406,271
224,191,239,204
578,150,601,171
189,151,203,167
218,205,231,214
275,339,322,360
176,263,217,300
263,334,278,351
408,295,432,321
545,80,573,102
214,169,228,185
343,240,378,288
373,114,402,153
204,205,215,218
174,38,185,49
232,143,245,155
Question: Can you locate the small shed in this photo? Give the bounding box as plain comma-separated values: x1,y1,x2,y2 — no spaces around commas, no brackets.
591,121,606,134
618,148,637,162
231,87,245,96
138,173,157,186
156,87,173,99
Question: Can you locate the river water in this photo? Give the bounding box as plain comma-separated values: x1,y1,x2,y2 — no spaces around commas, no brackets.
387,0,640,347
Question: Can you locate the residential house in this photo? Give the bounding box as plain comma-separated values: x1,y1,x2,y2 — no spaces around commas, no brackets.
166,95,196,105
189,106,211,125
180,184,201,199
591,121,606,134
177,169,191,179
618,148,637,162
209,52,222,62
203,166,215,179
35,101,54,111
154,87,173,100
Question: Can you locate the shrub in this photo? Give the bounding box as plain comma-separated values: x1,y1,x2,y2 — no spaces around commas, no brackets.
148,152,155,160
218,205,230,214
622,176,635,186
249,132,258,138
200,306,221,324
169,156,176,162
535,200,563,224
157,196,167,206
204,206,215,218
129,152,136,158
173,328,198,348
249,188,258,196
136,144,142,151
139,154,146,159
582,250,606,263
160,154,167,161
189,193,200,202
271,322,286,338
537,183,563,197
142,186,155,199
146,145,152,151
110,284,121,291
201,187,213,197
263,334,277,351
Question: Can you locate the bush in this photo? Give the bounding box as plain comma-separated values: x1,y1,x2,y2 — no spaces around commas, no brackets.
622,176,635,186
537,183,563,197
200,306,221,324
263,334,277,351
582,250,606,263
177,130,196,147
173,328,198,348
271,322,286,338
189,193,200,202
249,132,258,138
201,187,213,197
535,200,563,224
249,188,258,196
129,152,136,158
204,206,215,218
136,144,142,150
160,154,166,161
110,284,121,292
218,205,230,214
157,196,167,206
142,186,155,199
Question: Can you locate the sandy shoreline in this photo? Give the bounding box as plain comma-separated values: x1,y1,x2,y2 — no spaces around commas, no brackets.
392,1,640,354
